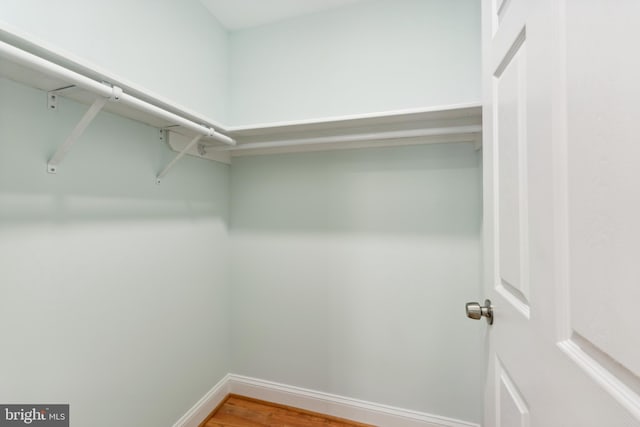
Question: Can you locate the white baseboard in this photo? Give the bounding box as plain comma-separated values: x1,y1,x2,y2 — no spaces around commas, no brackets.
173,373,480,427
172,373,230,427
228,374,479,427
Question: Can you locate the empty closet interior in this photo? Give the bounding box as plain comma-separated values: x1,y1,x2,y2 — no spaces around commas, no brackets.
0,1,483,426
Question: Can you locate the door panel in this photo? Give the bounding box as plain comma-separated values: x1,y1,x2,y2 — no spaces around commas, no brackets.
565,0,640,378
496,357,529,427
482,0,640,425
494,31,529,313
556,0,640,416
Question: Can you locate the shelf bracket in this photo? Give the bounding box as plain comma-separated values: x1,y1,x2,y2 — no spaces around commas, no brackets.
47,92,58,111
47,85,122,174
47,85,76,111
156,134,203,184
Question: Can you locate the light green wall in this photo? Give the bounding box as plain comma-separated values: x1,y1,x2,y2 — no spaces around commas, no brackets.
229,144,484,423
0,77,231,426
229,0,481,124
0,0,229,121
0,0,480,126
0,2,484,424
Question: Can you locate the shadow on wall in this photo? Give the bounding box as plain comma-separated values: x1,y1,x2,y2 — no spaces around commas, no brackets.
230,142,482,236
0,78,229,225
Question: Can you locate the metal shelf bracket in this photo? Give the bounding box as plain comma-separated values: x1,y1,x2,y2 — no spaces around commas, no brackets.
47,92,58,111
155,134,204,184
47,85,122,174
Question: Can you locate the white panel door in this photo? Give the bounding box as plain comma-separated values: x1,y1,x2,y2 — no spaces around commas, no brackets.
481,0,640,425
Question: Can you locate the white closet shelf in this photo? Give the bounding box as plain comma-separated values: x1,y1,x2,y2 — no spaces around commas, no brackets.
0,24,229,138
0,23,234,181
0,23,482,177
222,103,482,157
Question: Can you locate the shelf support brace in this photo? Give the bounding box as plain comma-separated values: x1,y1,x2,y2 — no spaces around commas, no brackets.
156,134,203,184
47,85,121,174
47,97,108,174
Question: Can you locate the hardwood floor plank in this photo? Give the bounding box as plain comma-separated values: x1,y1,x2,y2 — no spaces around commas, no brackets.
203,395,374,427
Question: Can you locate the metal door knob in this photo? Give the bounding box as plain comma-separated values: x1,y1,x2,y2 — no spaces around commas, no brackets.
466,299,493,325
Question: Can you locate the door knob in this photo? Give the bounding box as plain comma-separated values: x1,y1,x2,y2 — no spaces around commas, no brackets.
466,299,493,325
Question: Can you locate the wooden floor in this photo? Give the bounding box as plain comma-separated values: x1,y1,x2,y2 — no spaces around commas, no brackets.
202,395,374,427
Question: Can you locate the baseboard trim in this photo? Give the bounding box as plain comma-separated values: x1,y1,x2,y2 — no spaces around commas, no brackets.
227,374,480,427
173,373,479,427
172,373,230,427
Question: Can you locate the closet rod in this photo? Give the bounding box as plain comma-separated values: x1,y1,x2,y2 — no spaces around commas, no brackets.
0,39,112,97
0,40,235,146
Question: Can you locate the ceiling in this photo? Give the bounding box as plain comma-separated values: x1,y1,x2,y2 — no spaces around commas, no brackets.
200,0,368,31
